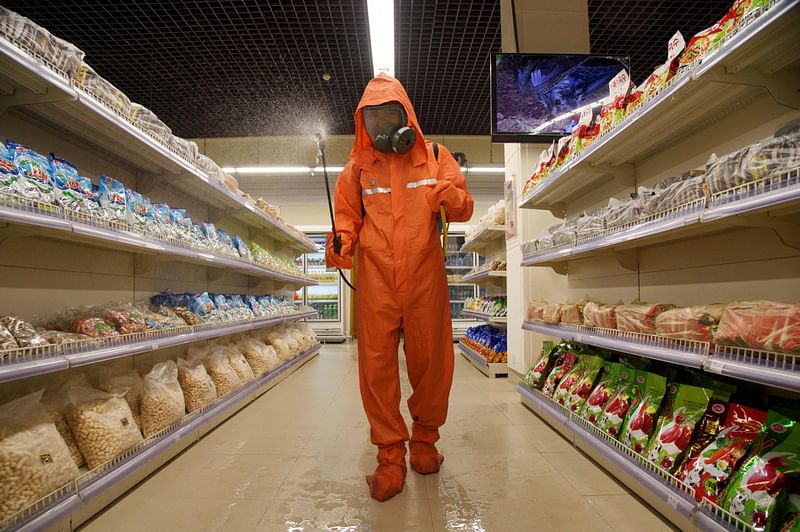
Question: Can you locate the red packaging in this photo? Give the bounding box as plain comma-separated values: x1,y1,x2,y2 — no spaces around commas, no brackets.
679,404,767,503
655,305,726,343
583,301,617,329
678,400,730,475
714,301,800,354
616,303,676,334
542,351,579,398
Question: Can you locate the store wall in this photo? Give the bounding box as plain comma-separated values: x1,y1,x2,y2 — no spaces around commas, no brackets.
500,0,591,374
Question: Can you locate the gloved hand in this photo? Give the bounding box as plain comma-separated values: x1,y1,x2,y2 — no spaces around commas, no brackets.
424,180,458,214
325,232,354,269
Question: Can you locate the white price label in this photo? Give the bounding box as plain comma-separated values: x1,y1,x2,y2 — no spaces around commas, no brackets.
609,69,631,98
151,343,159,351
707,359,725,374
667,31,686,61
578,107,593,126
667,495,680,509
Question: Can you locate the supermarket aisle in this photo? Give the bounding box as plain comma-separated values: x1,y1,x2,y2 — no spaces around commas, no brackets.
81,342,673,532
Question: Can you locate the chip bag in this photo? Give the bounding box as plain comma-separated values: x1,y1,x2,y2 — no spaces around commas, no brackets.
0,141,19,195
126,189,147,228
722,412,800,531
565,355,605,413
582,362,628,424
99,175,126,221
778,483,800,532
542,349,579,398
49,155,84,211
620,372,667,454
680,404,767,503
599,370,644,438
646,384,712,472
679,399,730,474
523,341,556,389
7,141,53,202
553,356,587,406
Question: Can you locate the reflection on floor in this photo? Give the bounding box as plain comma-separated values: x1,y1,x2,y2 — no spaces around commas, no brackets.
81,341,675,532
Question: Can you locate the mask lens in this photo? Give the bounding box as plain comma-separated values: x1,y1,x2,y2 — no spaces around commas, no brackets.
363,104,406,143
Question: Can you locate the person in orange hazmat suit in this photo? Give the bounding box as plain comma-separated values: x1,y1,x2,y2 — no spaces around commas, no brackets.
326,73,474,502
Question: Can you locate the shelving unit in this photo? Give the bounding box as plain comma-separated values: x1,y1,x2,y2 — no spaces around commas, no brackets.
516,385,735,532
512,3,800,531
2,343,321,532
457,342,508,378
444,233,481,339
460,269,507,284
460,224,505,254
462,309,508,326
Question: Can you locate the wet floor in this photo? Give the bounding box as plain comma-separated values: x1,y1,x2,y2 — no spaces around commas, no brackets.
81,342,674,531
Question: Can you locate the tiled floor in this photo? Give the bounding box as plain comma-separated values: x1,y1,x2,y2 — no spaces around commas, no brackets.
81,342,675,531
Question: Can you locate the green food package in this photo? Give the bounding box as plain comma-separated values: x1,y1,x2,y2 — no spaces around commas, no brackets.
645,384,712,472
620,372,667,454
599,369,645,438
582,362,628,424
523,341,556,389
778,484,800,532
542,350,579,398
552,356,587,406
722,412,800,531
565,355,606,414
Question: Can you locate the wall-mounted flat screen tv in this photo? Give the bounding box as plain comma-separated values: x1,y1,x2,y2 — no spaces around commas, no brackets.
491,53,629,143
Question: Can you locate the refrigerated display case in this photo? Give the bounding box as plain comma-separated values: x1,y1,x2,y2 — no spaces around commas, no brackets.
294,234,347,341
446,233,480,339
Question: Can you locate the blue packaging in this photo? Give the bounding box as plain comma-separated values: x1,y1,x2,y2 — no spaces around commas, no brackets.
0,141,19,194
99,175,127,221
50,155,84,211
126,188,147,227
7,141,53,202
233,235,252,260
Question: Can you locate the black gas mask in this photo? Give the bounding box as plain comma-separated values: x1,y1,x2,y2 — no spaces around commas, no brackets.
362,102,417,154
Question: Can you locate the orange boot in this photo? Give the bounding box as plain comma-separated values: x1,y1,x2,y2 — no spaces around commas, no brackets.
409,425,445,475
365,442,407,501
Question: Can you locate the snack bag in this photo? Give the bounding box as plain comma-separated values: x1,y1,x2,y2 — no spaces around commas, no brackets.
189,292,218,321
582,362,628,424
583,301,617,329
202,222,221,250
655,304,727,343
620,372,667,453
714,301,800,354
722,412,800,531
542,349,579,398
542,303,562,324
7,141,53,202
234,235,252,260
152,203,175,237
679,11,735,69
616,303,676,335
681,404,767,503
553,356,587,406
217,228,236,255
99,175,127,221
779,484,800,532
0,141,19,195
212,294,231,321
600,370,644,437
565,355,605,413
126,189,147,228
646,384,712,472
679,400,731,474
49,155,84,211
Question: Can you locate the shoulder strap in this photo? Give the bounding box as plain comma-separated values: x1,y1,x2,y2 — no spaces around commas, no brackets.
433,142,439,161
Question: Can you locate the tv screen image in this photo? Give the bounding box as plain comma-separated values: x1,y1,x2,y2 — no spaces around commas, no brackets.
492,53,629,143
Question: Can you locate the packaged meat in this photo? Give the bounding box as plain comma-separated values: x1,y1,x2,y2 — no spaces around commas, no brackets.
49,155,84,211
620,372,667,454
0,6,85,78
722,411,799,531
6,141,53,203
0,141,19,195
655,304,726,343
542,303,562,324
0,391,80,522
615,303,676,335
582,362,630,424
714,301,800,354
680,403,766,504
645,384,712,472
583,302,617,329
98,175,126,222
560,303,584,325
0,315,48,348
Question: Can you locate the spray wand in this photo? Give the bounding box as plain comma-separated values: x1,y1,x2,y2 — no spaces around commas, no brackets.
315,132,357,292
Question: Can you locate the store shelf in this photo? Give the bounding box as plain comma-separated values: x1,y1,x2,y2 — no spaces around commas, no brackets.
457,342,508,378
461,224,505,253
516,384,735,532
461,269,508,284
522,319,800,393
522,320,710,369
523,167,800,268
517,0,800,212
308,299,339,304
0,310,317,384
0,37,315,256
461,309,507,325
2,344,321,532
444,265,474,270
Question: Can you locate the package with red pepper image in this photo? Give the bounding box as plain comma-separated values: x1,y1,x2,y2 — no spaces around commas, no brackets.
722,411,799,531
583,301,618,329
714,301,800,354
655,304,727,343
553,356,588,406
523,340,556,389
567,107,597,158
564,355,606,414
582,362,630,424
620,372,667,454
599,68,631,134
645,384,712,472
599,370,644,438
616,303,676,335
542,349,579,398
678,399,730,475
680,403,767,504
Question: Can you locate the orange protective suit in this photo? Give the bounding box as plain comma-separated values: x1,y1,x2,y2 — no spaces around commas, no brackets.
326,74,474,501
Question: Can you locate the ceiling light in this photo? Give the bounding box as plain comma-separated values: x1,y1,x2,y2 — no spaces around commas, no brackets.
366,0,394,77
322,72,332,81
223,166,346,174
